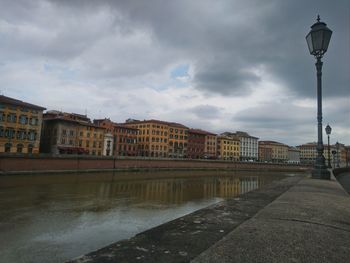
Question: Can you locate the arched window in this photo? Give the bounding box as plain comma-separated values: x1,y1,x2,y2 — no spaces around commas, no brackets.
17,144,23,153
5,143,12,153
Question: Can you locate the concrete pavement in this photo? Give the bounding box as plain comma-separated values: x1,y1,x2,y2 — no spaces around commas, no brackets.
192,174,350,263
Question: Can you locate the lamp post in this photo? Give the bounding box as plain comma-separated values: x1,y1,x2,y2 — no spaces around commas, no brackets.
306,15,332,180
325,124,332,168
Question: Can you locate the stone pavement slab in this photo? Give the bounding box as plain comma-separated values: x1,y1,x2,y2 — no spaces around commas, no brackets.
192,177,350,263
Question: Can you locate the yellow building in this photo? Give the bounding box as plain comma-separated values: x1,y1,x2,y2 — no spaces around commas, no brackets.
259,141,288,163
297,142,318,165
40,111,105,155
204,132,217,159
0,95,46,154
217,134,240,161
124,119,169,157
168,122,188,158
124,119,188,158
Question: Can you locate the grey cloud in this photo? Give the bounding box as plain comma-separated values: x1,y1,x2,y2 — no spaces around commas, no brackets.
189,104,223,119
0,0,349,145
2,0,348,97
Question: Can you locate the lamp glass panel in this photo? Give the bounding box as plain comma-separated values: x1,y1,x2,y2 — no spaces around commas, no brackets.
306,33,314,53
322,30,332,51
312,30,324,51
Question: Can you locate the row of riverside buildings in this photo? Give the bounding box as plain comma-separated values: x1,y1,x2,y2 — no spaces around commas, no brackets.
1,95,349,165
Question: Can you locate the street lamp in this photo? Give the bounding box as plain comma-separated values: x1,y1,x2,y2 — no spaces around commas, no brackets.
306,15,332,180
325,124,332,168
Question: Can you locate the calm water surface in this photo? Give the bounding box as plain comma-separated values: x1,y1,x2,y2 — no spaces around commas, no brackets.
0,170,291,263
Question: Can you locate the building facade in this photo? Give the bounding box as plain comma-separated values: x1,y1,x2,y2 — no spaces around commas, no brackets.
258,142,273,162
217,134,240,161
41,111,105,155
204,132,217,159
0,95,45,154
113,124,138,156
236,131,258,161
93,118,138,157
187,129,207,159
124,119,188,158
297,143,317,165
168,122,188,158
124,119,169,157
287,147,301,164
259,141,288,163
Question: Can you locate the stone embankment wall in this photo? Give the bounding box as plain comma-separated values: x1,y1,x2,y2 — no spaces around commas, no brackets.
0,154,310,174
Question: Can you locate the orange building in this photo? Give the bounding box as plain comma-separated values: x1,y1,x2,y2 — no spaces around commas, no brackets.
93,118,138,157
0,95,45,154
168,122,188,158
124,119,188,158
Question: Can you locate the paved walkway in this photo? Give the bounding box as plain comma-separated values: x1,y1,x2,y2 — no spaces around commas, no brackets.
192,175,350,263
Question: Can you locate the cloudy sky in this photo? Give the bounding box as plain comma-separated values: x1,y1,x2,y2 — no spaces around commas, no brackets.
0,0,349,146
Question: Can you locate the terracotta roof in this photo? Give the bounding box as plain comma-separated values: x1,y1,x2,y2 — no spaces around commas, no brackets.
124,119,188,129
190,128,216,136
235,131,259,139
43,115,105,129
0,95,46,110
113,123,139,130
218,134,240,141
259,140,288,147
220,132,239,139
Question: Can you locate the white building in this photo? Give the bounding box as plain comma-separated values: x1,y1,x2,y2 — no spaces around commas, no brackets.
222,131,259,161
236,131,259,161
103,133,114,156
288,147,301,164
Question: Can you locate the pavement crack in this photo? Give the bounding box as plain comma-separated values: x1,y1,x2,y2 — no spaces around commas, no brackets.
270,217,350,233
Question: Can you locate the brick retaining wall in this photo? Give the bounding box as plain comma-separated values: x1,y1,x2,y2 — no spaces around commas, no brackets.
0,154,310,174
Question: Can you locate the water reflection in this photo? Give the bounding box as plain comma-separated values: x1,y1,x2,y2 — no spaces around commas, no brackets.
0,170,286,263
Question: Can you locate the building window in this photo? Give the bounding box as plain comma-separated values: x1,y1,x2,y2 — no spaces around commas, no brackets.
7,114,17,123
28,144,33,154
5,143,11,152
17,144,23,153
5,129,15,138
0,112,5,122
28,131,36,141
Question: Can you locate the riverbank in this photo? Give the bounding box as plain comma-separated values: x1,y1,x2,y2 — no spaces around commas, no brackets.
334,167,350,194
0,154,309,175
67,171,350,263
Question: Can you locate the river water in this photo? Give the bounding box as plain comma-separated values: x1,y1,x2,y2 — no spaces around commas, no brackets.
0,170,293,263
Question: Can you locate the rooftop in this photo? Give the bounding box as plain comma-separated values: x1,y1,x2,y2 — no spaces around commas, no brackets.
0,95,46,111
